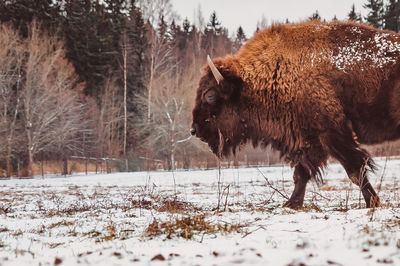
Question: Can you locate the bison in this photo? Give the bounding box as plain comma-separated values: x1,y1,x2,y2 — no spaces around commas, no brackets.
190,20,400,209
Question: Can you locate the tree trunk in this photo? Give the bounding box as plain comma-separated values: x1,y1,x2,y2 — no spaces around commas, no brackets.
106,159,111,173
123,42,128,171
6,139,12,178
41,159,44,178
6,95,20,178
26,126,34,178
27,152,33,178
17,160,21,177
63,158,68,176
148,53,155,120
170,151,175,171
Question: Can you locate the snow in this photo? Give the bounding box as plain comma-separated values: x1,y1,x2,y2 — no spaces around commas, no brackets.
331,30,400,70
0,158,400,265
308,24,400,71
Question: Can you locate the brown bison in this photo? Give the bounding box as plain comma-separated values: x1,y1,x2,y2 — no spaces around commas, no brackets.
190,20,400,209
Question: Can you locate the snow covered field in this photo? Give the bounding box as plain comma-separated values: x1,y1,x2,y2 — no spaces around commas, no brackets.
0,158,399,265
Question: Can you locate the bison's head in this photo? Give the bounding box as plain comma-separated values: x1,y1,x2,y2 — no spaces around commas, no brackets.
191,56,246,158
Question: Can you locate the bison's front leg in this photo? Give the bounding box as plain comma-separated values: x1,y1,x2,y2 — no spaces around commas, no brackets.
283,164,311,209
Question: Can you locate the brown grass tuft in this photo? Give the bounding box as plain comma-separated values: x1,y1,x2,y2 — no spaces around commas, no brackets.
144,215,242,240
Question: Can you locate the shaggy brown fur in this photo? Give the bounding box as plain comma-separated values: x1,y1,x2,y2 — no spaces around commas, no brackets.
191,20,400,209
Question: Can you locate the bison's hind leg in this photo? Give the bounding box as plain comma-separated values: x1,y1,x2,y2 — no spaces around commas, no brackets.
323,129,380,208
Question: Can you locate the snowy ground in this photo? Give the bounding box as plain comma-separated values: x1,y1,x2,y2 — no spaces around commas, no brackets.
0,158,399,266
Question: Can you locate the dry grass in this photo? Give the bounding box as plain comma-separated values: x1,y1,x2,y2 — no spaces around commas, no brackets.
156,198,200,213
31,160,115,175
0,160,118,177
144,214,243,240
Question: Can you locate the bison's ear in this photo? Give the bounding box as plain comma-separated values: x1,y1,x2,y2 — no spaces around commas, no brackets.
218,68,243,101
207,56,243,101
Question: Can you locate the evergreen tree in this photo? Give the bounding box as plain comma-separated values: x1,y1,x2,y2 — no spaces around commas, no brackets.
104,0,128,64
64,0,99,97
169,19,187,53
120,2,148,151
348,4,358,20
206,11,222,35
384,0,400,32
203,11,224,56
0,0,62,36
234,26,246,52
364,0,385,29
125,2,148,97
309,10,321,21
182,17,191,34
63,0,127,100
157,15,169,44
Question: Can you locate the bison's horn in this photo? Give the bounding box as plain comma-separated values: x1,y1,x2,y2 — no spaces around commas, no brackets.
207,55,224,84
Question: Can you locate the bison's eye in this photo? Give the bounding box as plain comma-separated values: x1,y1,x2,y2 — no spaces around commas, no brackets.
205,90,217,104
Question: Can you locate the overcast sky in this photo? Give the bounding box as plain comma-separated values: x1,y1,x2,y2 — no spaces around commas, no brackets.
170,0,367,37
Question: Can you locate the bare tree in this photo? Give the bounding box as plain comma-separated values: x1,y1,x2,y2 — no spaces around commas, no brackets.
96,77,124,163
21,22,93,177
120,30,129,171
256,14,268,31
0,25,24,177
135,60,207,169
136,0,176,26
147,30,175,119
136,0,177,119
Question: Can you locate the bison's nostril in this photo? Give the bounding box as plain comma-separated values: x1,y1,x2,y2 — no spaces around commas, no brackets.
190,128,196,136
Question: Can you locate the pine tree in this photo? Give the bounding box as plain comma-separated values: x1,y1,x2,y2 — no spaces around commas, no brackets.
169,19,187,54
119,2,148,152
64,0,100,98
309,10,321,21
125,2,148,97
348,4,363,22
234,26,246,52
206,11,222,35
182,17,191,34
348,4,358,20
203,11,224,56
0,0,62,36
384,0,400,32
104,0,128,64
63,0,127,100
364,0,385,29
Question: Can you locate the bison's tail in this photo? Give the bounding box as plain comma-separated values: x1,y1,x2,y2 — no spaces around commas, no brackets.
365,155,376,173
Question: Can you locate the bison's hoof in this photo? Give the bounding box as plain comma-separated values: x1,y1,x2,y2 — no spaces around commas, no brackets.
283,199,303,209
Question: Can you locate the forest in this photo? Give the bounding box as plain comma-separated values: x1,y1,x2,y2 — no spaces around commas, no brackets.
0,0,399,177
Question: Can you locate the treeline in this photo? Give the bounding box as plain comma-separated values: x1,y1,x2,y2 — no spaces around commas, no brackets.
348,0,400,31
0,0,249,176
0,0,399,177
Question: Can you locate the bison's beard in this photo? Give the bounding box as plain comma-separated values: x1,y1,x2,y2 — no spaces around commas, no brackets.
206,128,238,159
217,129,224,157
